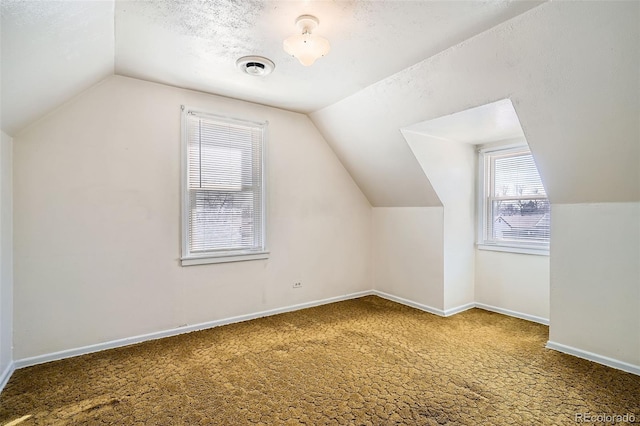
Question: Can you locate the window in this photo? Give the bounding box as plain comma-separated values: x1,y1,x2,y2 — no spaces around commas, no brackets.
181,107,268,265
478,145,549,255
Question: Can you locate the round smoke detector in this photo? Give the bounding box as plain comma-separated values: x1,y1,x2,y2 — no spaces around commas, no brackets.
236,56,275,76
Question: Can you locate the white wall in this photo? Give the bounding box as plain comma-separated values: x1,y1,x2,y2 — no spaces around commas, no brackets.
474,138,550,322
550,203,640,367
475,250,549,320
403,131,476,311
402,131,548,318
0,131,13,375
372,207,444,310
12,75,372,360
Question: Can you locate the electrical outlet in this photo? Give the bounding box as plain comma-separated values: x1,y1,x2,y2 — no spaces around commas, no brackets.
293,282,302,289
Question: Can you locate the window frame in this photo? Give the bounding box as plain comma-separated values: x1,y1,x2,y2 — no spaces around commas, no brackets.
477,142,550,256
180,106,269,266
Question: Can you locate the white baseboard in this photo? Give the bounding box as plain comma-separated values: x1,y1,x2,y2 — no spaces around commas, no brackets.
546,341,640,376
373,292,547,325
474,303,549,325
444,302,476,317
11,290,636,381
0,361,15,394
373,291,477,318
14,290,373,370
372,290,446,316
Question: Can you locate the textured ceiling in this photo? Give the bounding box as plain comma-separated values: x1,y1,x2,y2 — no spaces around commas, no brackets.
114,0,542,114
1,0,542,135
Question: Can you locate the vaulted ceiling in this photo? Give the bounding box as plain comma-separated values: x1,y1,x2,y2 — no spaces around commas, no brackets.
1,0,542,136
3,1,637,208
311,1,640,206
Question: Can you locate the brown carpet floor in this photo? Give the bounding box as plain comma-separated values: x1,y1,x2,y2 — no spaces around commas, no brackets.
1,296,639,425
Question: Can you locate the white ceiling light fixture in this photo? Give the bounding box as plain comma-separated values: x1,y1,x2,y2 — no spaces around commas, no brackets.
236,56,275,76
283,15,330,67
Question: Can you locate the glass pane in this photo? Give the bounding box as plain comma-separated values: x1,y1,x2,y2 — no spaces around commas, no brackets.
491,199,550,243
494,153,546,197
189,189,257,252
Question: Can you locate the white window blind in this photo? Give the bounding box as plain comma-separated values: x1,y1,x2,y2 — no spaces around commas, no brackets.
181,108,267,265
479,146,550,253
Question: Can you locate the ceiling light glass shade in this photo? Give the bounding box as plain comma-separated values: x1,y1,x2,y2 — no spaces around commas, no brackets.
283,33,330,66
283,15,330,66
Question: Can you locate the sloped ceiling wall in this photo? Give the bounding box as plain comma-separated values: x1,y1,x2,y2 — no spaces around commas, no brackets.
310,1,640,206
0,1,114,135
2,1,637,206
1,0,543,137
